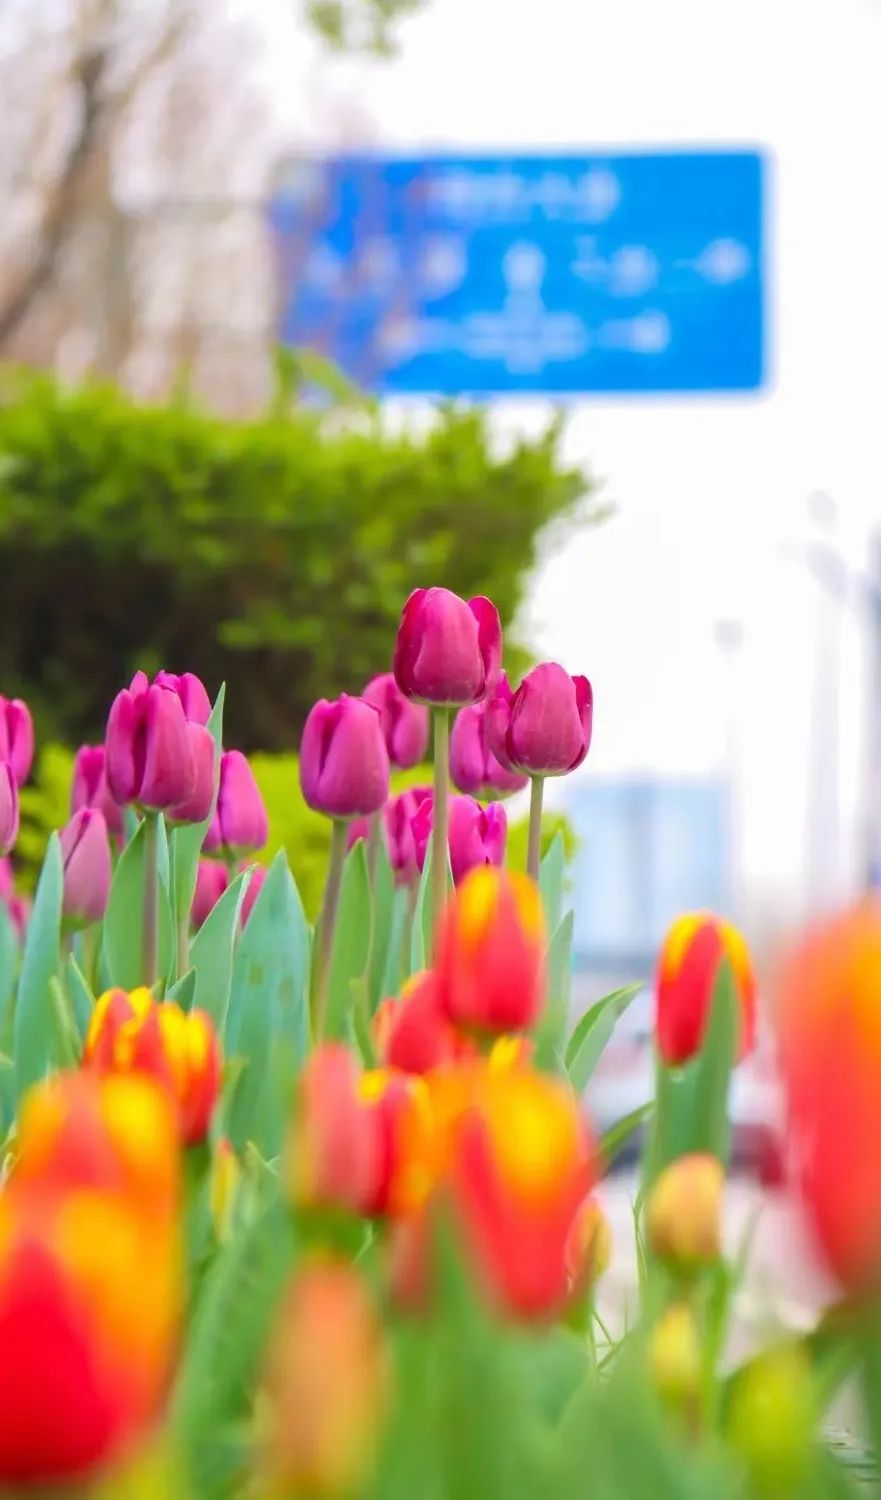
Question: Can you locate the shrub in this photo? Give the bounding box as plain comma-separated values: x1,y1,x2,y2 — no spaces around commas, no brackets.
0,370,595,751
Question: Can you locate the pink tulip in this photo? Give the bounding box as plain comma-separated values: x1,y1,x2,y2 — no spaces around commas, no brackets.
59,808,111,926
154,670,212,725
240,864,267,928
71,744,124,838
412,793,506,886
192,859,229,930
0,765,19,857
105,671,214,818
300,696,389,819
202,750,267,855
487,663,593,777
450,695,529,797
346,816,372,852
362,673,429,768
393,588,502,707
0,698,33,787
384,786,432,885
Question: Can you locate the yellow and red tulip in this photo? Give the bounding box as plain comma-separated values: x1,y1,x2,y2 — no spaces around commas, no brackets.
434,866,546,1034
655,912,756,1066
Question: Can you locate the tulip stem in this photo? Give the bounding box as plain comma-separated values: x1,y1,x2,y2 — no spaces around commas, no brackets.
142,811,159,988
315,817,348,1037
432,708,451,943
527,776,545,883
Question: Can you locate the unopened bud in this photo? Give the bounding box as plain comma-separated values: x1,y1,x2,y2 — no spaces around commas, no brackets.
727,1344,816,1496
647,1152,723,1271
648,1304,702,1406
566,1196,612,1293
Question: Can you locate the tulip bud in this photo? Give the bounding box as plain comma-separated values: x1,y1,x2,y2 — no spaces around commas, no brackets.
656,912,756,1066
71,744,124,838
0,696,34,786
393,587,502,706
362,673,430,768
262,1260,388,1499
566,1196,612,1292
450,694,529,797
412,792,507,886
379,971,469,1075
487,663,592,777
287,1044,383,1216
726,1345,816,1497
191,858,229,929
59,809,111,927
384,786,431,885
165,719,216,824
300,695,390,819
647,1153,724,1273
202,749,268,855
105,671,212,816
0,858,27,943
357,1069,432,1218
153,669,212,725
240,863,267,928
0,763,19,857
210,1137,240,1242
435,866,546,1033
649,1304,702,1407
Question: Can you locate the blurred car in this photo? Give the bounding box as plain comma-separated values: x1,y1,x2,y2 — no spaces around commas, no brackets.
584,984,785,1179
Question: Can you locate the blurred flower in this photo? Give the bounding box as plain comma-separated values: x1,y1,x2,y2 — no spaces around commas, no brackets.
105,671,213,819
262,1260,388,1499
71,745,124,838
393,587,502,706
362,672,430,767
240,863,267,928
377,971,471,1076
0,763,19,857
300,696,390,819
209,1138,240,1243
649,1304,702,1407
60,809,111,927
726,1344,816,1497
776,903,881,1289
487,663,592,777
435,866,545,1033
346,816,372,851
202,750,268,856
84,989,221,1146
566,1196,612,1292
192,859,229,930
450,694,528,797
0,857,28,943
655,912,756,1067
356,1070,432,1219
384,786,431,885
647,1153,723,1272
287,1044,382,1217
412,793,507,886
0,696,34,786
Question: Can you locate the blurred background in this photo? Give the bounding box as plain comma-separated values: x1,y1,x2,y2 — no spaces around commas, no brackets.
1,0,880,1005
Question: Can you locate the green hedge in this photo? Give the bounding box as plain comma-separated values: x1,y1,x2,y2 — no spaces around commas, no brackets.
0,369,594,751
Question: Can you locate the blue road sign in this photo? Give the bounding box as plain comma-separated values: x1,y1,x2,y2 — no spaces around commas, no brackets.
269,149,766,397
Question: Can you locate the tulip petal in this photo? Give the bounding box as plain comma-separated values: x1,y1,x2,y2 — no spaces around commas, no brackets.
468,595,503,695
138,687,194,811
392,589,428,700
510,662,586,775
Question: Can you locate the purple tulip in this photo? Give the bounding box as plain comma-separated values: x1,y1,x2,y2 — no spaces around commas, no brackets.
59,808,111,926
154,670,212,726
0,697,34,787
105,671,214,818
71,744,124,838
362,673,429,768
412,792,506,887
393,588,502,707
487,663,593,777
191,858,229,929
202,750,268,855
240,863,267,928
450,696,529,797
0,765,19,857
384,785,432,885
300,695,390,819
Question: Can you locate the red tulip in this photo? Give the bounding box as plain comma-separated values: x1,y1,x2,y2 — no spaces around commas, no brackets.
435,866,546,1033
655,912,756,1066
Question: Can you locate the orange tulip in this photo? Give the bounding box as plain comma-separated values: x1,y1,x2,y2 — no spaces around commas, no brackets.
776,903,881,1289
435,866,546,1034
85,988,221,1146
655,912,756,1066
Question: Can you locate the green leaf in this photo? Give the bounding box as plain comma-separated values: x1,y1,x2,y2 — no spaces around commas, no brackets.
539,830,566,930
534,910,574,1072
50,977,80,1067
102,818,175,989
324,841,371,1042
188,869,250,1032
167,968,197,1009
408,834,452,977
380,885,410,1000
65,954,94,1040
565,982,642,1092
14,833,63,1099
688,957,738,1164
170,684,225,941
600,1102,653,1169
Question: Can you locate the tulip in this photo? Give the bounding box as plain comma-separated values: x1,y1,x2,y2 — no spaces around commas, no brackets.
346,816,371,851
362,672,430,768
0,857,27,943
0,763,19,857
165,719,215,825
487,664,592,778
84,989,222,1146
287,1044,382,1217
240,863,267,928
566,1196,612,1293
202,749,268,856
378,971,470,1076
59,809,111,927
105,671,210,814
192,858,229,929
646,1153,724,1271
384,786,431,885
655,912,756,1067
356,1069,432,1218
412,793,507,887
393,588,502,707
71,745,124,838
0,695,34,786
435,866,546,1033
450,695,528,797
153,669,212,725
300,696,390,821
776,903,881,1289
262,1261,388,1499
649,1304,702,1408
